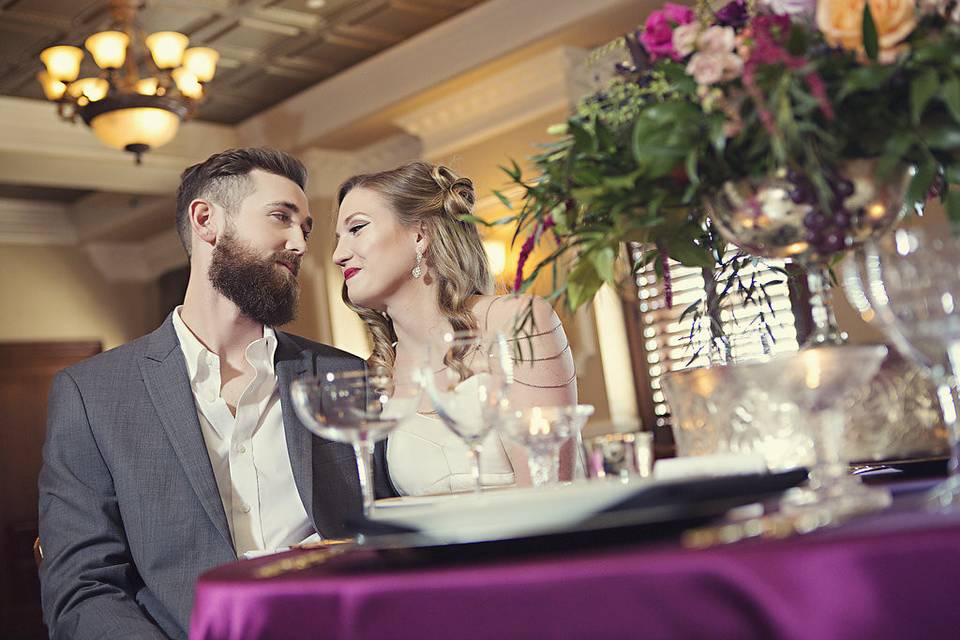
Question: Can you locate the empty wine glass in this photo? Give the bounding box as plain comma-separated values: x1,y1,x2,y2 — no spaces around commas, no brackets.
420,330,512,494
860,224,960,508
500,405,595,487
722,345,890,515
291,367,421,516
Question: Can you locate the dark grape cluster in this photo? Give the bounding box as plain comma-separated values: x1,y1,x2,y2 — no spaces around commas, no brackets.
787,168,856,257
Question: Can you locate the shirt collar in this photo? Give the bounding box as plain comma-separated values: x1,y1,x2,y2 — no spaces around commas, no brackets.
172,306,278,386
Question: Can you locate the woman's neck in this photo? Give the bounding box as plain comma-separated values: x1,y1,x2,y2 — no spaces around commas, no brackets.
386,280,456,371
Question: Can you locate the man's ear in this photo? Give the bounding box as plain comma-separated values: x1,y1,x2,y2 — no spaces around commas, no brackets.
190,199,217,246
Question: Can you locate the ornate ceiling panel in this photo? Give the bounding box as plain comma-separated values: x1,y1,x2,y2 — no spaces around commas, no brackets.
0,0,487,124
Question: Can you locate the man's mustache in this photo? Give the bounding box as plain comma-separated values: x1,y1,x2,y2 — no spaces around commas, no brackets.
275,252,302,275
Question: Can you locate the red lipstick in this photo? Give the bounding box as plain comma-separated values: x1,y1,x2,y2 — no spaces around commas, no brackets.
344,267,360,281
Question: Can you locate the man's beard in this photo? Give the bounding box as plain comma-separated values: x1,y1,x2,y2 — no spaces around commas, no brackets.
208,232,301,327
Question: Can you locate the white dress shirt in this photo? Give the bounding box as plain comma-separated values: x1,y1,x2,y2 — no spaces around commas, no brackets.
172,307,314,556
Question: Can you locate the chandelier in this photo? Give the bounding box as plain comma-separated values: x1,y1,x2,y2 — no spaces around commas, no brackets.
36,0,219,163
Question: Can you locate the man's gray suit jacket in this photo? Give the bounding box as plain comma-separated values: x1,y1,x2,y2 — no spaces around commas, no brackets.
38,314,394,639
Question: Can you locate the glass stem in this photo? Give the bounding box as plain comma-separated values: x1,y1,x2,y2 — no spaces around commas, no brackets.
804,263,847,347
938,343,960,480
527,445,561,487
811,409,849,493
468,443,484,495
353,439,375,517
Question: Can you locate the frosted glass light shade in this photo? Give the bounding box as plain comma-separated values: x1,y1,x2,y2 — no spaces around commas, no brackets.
37,71,67,100
135,77,159,95
183,47,219,82
145,31,189,69
85,30,129,69
68,77,109,102
40,46,84,82
172,67,203,99
89,107,181,150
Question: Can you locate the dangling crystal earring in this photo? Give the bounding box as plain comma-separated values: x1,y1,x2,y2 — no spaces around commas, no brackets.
412,244,423,279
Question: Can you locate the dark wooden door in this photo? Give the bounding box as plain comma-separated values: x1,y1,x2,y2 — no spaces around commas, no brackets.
0,341,101,639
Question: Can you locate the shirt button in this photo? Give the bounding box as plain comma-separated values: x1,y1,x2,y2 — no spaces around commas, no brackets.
240,504,251,514
237,444,247,454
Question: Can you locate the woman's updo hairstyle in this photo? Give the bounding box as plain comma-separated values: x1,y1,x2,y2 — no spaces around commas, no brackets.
336,161,494,377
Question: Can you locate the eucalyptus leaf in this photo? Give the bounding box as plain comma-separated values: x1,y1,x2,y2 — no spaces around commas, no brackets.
906,159,936,205
567,260,603,311
940,74,960,124
590,246,617,284
492,189,514,210
911,68,940,125
946,190,960,222
862,2,879,62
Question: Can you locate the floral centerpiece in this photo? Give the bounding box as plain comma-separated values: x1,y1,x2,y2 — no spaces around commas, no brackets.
496,0,960,333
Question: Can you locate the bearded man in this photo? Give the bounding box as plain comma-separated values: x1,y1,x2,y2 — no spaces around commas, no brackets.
38,148,392,640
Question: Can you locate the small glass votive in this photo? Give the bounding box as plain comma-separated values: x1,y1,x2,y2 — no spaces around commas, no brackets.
583,432,654,481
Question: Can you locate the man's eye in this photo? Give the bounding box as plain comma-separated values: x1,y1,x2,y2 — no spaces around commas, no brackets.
273,213,290,222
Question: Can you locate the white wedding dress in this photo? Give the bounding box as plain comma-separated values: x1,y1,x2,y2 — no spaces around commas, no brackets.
386,412,516,496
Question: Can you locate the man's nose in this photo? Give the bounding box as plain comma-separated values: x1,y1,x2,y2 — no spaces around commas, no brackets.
287,227,307,254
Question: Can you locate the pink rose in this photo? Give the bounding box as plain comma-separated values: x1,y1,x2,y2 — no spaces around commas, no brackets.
686,52,743,85
672,23,700,58
686,54,724,85
697,26,736,55
640,3,696,61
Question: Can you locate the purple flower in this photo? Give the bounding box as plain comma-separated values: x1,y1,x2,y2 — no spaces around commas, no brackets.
715,0,749,28
639,3,696,61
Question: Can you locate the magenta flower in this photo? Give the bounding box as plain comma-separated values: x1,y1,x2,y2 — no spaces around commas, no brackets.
513,215,555,292
640,3,696,61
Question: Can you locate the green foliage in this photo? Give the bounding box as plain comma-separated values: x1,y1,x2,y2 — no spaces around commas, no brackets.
497,10,960,319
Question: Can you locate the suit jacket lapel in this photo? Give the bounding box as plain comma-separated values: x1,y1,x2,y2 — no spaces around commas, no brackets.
275,332,316,524
138,316,234,552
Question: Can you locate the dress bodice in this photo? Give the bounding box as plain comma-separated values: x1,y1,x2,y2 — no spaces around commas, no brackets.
386,413,516,496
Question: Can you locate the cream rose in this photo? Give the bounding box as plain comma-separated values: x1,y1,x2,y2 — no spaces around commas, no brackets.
816,0,917,63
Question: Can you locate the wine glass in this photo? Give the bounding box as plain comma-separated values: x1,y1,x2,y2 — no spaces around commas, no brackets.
291,367,421,516
721,345,890,515
420,330,512,494
500,405,595,487
860,224,960,508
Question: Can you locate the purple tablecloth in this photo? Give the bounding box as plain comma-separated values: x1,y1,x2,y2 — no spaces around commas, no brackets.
190,505,960,640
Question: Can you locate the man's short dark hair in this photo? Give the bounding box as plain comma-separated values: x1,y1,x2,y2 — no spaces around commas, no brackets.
175,147,308,255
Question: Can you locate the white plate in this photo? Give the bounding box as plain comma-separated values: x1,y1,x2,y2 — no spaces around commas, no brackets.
369,480,644,543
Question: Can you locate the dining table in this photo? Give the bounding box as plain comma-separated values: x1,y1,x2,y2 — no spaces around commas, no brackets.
189,476,960,640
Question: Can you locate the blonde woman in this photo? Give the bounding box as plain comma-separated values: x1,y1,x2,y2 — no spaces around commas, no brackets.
332,161,577,496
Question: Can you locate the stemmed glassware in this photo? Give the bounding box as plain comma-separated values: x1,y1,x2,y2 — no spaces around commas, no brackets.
499,405,595,487
291,367,421,516
851,224,960,508
420,330,513,494
720,346,890,514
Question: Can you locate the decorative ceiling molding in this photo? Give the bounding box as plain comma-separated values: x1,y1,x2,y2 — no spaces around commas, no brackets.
238,0,639,150
0,0,484,124
301,132,422,199
395,46,587,159
84,229,187,283
474,184,525,217
0,197,76,245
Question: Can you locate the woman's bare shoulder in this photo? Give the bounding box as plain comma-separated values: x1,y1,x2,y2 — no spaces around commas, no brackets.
474,294,560,336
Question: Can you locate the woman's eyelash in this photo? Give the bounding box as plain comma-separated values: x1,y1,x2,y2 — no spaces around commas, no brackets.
350,223,367,234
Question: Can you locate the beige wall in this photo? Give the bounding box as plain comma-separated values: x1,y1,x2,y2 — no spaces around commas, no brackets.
0,245,160,350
